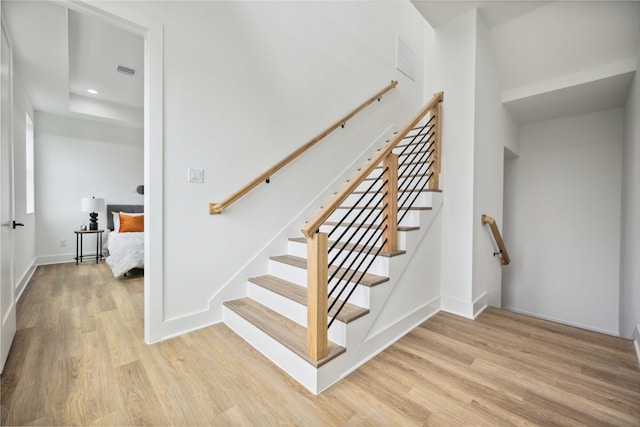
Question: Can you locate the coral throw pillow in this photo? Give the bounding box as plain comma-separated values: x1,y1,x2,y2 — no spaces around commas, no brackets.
119,213,144,232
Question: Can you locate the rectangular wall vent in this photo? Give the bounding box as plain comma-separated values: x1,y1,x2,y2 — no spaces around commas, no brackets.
116,65,136,76
395,36,416,81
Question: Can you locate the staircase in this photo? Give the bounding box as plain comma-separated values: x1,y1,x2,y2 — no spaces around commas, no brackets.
223,93,444,394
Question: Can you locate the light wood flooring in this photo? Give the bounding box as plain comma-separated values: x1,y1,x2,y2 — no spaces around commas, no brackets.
2,262,639,426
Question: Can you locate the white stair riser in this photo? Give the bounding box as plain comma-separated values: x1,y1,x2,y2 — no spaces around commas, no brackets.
398,232,408,249
342,190,432,209
355,175,432,194
397,190,433,209
287,240,390,276
314,227,411,251
329,205,383,224
355,179,384,193
325,209,422,229
327,208,385,225
266,259,371,307
268,259,307,285
398,210,422,226
397,142,434,158
373,163,431,178
328,250,389,276
342,192,387,208
327,280,370,308
223,306,319,393
398,174,431,192
320,225,385,247
319,223,412,246
395,141,433,156
247,282,348,346
326,207,422,226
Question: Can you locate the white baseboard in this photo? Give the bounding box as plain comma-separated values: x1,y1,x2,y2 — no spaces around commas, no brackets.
16,260,37,301
502,306,620,337
633,325,640,368
441,293,489,320
35,254,77,265
152,311,221,344
473,292,489,318
441,295,474,319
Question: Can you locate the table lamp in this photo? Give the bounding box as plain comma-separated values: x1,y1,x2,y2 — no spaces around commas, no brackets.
81,196,105,230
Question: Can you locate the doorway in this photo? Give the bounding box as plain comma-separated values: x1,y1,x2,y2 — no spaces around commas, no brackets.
48,0,165,345
0,1,165,367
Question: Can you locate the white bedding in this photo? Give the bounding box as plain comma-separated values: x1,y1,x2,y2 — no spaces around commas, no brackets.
106,232,144,278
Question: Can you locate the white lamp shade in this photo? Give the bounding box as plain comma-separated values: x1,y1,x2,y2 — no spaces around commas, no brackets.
81,197,105,212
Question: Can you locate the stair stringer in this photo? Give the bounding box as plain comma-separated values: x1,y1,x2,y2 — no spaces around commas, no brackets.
206,125,400,321
313,193,443,393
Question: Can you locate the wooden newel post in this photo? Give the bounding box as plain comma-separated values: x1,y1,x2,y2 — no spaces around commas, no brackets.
307,231,328,360
428,101,442,190
382,153,398,253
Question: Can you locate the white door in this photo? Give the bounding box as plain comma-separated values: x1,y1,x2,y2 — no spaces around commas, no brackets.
0,22,16,374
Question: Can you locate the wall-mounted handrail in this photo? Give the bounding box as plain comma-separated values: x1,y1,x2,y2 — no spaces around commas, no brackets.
209,80,399,215
482,214,510,265
301,92,444,238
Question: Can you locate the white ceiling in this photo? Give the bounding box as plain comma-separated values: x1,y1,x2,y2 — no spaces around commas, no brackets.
2,1,69,114
490,1,640,92
2,1,143,129
411,0,551,29
413,0,640,123
3,1,639,127
68,10,143,109
503,71,636,123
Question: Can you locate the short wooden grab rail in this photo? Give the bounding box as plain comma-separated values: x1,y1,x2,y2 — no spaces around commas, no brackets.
209,80,399,215
303,91,444,360
481,215,510,266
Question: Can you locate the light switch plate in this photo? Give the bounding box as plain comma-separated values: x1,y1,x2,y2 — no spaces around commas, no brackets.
188,168,204,183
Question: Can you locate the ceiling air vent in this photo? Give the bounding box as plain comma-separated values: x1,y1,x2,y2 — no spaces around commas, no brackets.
116,65,136,77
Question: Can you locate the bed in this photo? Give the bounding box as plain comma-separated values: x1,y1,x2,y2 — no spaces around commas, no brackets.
105,204,144,278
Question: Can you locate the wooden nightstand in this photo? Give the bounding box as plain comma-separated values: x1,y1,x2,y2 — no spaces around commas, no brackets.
74,229,104,265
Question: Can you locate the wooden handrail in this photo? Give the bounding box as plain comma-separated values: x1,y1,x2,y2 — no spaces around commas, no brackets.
209,80,399,215
481,215,510,265
301,91,444,238
304,91,444,360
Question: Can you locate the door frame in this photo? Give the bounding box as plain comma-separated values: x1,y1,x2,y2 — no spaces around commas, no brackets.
61,0,165,343
0,14,17,374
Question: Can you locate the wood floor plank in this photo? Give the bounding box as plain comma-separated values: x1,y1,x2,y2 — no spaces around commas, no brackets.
2,263,639,426
116,360,167,425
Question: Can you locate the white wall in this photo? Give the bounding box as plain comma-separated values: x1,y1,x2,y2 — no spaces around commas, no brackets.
434,9,518,317
115,1,431,332
35,113,143,263
11,71,36,297
434,9,477,316
502,109,623,335
620,68,640,339
471,13,519,310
